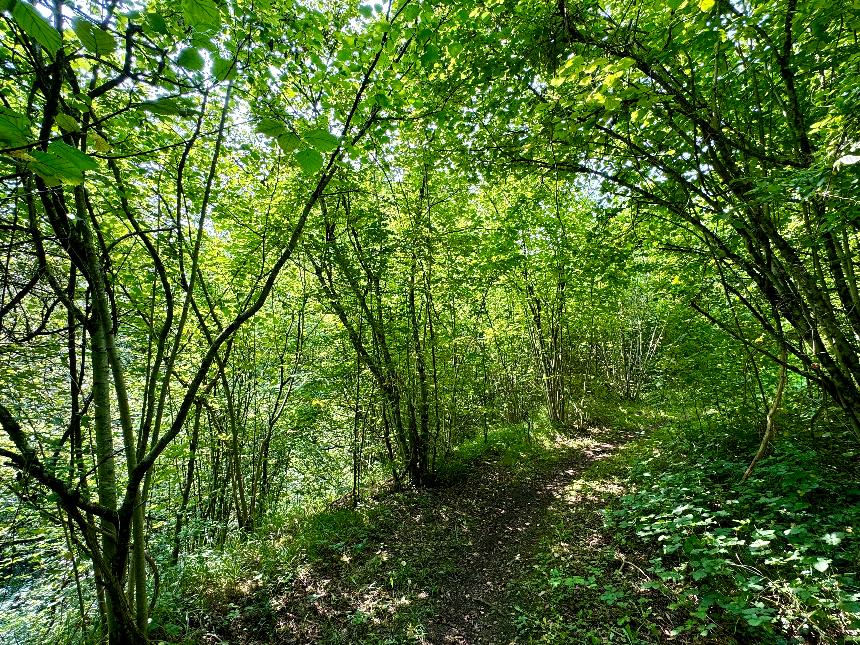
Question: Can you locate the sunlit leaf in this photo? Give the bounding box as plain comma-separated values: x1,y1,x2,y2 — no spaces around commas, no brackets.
12,1,62,56
182,0,220,31
304,129,339,153
71,17,116,56
294,148,323,174
47,141,98,171
177,47,205,71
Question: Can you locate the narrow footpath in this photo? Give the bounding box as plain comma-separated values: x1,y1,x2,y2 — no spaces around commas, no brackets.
211,428,637,644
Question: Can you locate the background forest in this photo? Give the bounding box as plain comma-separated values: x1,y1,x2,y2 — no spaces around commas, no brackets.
1,0,859,643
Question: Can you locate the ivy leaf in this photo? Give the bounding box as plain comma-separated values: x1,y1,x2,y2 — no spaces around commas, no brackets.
12,1,62,56
182,0,220,31
29,150,84,185
177,47,205,71
0,107,32,147
294,148,323,175
47,141,99,171
71,18,116,56
304,129,339,153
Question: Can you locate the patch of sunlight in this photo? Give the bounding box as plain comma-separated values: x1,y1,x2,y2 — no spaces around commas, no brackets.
560,476,624,505
406,621,427,643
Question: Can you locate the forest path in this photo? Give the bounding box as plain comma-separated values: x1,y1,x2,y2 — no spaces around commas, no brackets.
219,426,633,644
420,432,621,644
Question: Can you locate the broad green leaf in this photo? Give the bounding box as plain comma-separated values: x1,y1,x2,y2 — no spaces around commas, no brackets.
140,97,184,116
47,141,98,171
89,132,110,153
182,0,220,31
54,113,80,132
213,56,236,81
256,118,287,137
71,18,116,56
0,0,14,12
12,1,62,56
177,47,205,71
0,107,31,147
420,44,440,67
146,12,168,35
294,148,323,175
304,129,339,153
29,150,84,185
277,132,301,153
358,5,372,18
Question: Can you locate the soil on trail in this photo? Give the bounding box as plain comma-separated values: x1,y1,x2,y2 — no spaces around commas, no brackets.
214,428,629,644
421,436,619,644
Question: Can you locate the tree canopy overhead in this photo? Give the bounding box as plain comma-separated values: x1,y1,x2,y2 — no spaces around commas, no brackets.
1,0,858,642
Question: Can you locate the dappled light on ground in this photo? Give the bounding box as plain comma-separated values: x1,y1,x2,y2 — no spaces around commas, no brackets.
207,427,632,644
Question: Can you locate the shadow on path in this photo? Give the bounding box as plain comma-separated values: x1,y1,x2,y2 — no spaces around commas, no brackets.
215,427,629,644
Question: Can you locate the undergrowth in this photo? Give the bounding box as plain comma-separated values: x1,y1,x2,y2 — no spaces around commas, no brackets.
609,413,860,642
149,408,860,644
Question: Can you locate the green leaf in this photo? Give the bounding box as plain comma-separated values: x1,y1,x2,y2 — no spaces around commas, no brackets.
420,44,440,67
698,0,715,11
304,128,339,153
71,18,116,56
29,150,84,185
213,56,236,81
667,0,685,9
294,148,323,175
47,141,98,171
812,558,830,572
0,0,14,12
146,12,168,35
12,1,62,56
182,0,220,31
277,132,301,153
256,118,287,137
0,107,32,147
140,97,184,116
358,5,373,18
54,113,80,132
177,47,205,71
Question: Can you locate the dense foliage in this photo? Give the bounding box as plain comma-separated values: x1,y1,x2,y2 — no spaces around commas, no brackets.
0,0,858,642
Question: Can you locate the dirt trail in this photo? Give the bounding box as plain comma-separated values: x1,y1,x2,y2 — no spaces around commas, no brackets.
216,431,624,644
422,438,618,644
